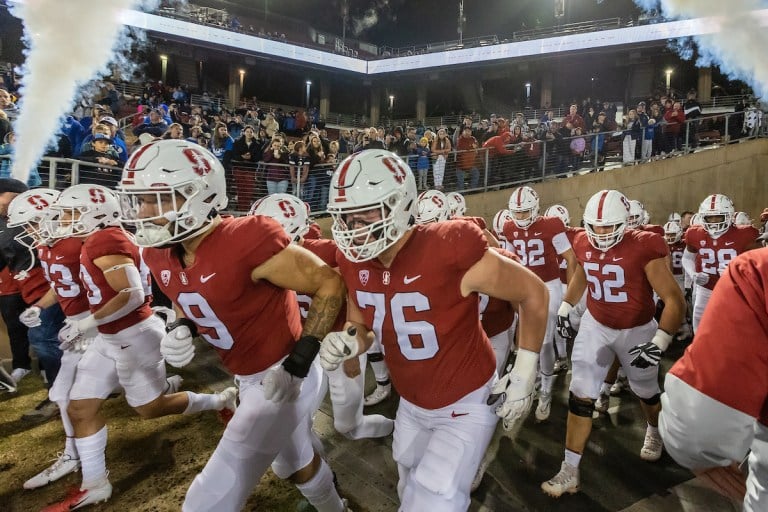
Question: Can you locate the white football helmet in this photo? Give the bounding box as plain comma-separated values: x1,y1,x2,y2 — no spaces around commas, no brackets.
663,221,682,244
249,193,310,242
544,204,570,227
415,190,450,224
582,190,630,251
492,209,512,241
446,192,467,217
690,212,702,227
48,184,121,239
7,188,60,248
642,209,650,225
508,186,539,229
118,139,229,247
668,212,681,223
698,194,734,238
326,149,417,262
734,211,752,226
626,199,645,229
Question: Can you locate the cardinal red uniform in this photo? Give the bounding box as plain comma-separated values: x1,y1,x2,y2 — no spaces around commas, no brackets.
668,240,686,290
14,266,51,305
660,249,768,511
640,224,665,237
480,247,518,374
305,222,323,240
70,227,167,407
452,215,487,231
569,229,668,400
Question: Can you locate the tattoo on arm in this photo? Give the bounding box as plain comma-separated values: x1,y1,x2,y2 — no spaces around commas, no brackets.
303,295,343,339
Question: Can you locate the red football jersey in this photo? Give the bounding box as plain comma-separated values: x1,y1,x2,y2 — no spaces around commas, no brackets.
305,222,323,240
143,216,302,375
39,238,90,317
559,227,584,284
670,249,768,426
572,229,668,330
452,215,487,230
336,221,495,410
14,266,50,305
640,224,665,237
480,247,518,338
297,238,345,331
0,267,19,296
668,240,686,276
503,216,570,283
684,225,759,290
80,227,153,335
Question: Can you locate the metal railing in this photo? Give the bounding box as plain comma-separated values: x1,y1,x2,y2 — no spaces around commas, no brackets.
1,110,762,218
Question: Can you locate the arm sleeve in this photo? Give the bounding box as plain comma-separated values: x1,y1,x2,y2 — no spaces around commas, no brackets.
552,231,571,255
682,249,697,278
95,264,145,325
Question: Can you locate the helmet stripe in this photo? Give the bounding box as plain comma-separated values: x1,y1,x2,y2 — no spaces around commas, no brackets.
516,187,523,207
596,190,609,221
709,195,716,210
334,156,355,202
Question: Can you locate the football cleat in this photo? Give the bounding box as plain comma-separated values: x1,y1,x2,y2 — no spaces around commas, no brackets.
541,462,580,498
535,391,552,422
609,376,627,396
364,383,391,407
41,478,112,511
11,367,31,383
0,365,17,392
640,428,664,462
23,452,80,489
22,398,59,422
595,392,610,414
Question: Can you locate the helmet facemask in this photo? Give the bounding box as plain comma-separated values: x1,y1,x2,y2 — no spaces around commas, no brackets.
585,221,626,251
701,213,731,239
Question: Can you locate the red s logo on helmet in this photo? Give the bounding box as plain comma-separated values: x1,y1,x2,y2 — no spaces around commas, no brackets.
182,148,212,176
89,188,106,203
27,195,50,210
278,200,296,218
381,157,407,184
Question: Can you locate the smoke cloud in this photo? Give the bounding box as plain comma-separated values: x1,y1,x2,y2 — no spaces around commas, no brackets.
633,0,768,98
352,8,379,36
8,0,152,183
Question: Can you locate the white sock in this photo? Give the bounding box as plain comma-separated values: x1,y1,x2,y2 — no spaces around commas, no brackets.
183,391,224,414
647,423,659,436
58,401,78,459
600,382,611,395
346,415,394,440
564,449,582,468
75,426,108,488
295,459,344,512
541,374,554,393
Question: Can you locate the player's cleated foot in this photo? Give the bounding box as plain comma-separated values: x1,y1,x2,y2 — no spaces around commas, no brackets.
11,367,31,384
535,391,552,422
363,383,391,407
594,392,610,414
217,386,238,425
23,452,80,489
553,357,569,375
41,478,112,511
0,365,17,392
541,462,580,498
640,428,664,462
675,323,693,341
164,375,184,394
22,398,59,422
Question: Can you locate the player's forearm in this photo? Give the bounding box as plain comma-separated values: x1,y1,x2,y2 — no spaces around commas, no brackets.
658,291,685,336
517,281,549,353
33,288,58,309
303,273,346,339
564,266,586,305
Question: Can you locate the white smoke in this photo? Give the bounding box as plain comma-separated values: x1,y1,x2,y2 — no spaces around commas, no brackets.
7,0,150,183
352,8,379,36
633,0,768,98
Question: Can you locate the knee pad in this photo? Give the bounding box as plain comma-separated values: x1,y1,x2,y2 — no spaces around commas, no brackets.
569,392,595,417
412,430,464,498
368,352,384,363
639,393,661,406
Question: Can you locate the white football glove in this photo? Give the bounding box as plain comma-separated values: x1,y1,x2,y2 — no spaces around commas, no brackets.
693,272,710,286
629,329,673,369
161,320,196,368
488,349,539,431
19,306,42,328
556,301,577,339
58,315,98,350
319,327,358,371
71,336,93,353
262,365,301,403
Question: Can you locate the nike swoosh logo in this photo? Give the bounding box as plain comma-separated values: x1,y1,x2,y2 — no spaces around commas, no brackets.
534,232,542,236
403,275,421,284
612,257,623,262
451,411,469,418
200,273,216,283
724,242,734,246
55,255,64,260
120,345,130,350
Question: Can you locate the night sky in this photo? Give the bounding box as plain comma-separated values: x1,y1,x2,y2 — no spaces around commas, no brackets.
214,0,645,48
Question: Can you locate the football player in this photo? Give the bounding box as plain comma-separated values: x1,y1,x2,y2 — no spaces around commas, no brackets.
415,190,451,224
42,184,234,511
660,248,768,512
542,189,685,498
320,149,549,512
663,221,692,341
119,140,349,512
249,193,393,440
682,194,759,332
627,199,664,236
734,211,753,227
504,186,578,421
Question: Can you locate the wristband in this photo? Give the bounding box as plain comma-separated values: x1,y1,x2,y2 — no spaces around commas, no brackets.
167,318,199,338
282,335,321,378
651,328,673,352
557,301,574,317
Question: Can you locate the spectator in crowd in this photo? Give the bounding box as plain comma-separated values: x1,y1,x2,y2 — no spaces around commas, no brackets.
683,89,702,148
185,125,204,144
262,111,279,138
132,108,169,138
511,112,530,135
0,110,11,147
389,126,409,157
584,106,597,131
230,126,262,212
80,123,128,166
78,132,120,187
210,122,234,165
0,267,30,393
649,102,665,156
569,126,586,169
564,103,585,131
162,122,185,140
640,103,658,161
591,111,610,170
455,125,480,191
663,100,686,152
97,82,120,114
415,136,431,190
304,134,327,209
622,108,643,164
227,113,245,140
0,132,42,186
262,137,290,195
289,139,309,198
431,127,452,191
0,88,18,122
